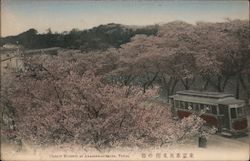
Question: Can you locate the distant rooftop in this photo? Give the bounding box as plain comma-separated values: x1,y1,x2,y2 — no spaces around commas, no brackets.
176,90,234,99
24,47,60,55
2,43,20,49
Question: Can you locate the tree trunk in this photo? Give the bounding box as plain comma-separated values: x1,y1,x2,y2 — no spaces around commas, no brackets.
221,75,230,92
247,74,250,106
170,79,179,95
159,76,170,98
241,74,250,106
159,75,179,100
201,75,209,91
181,78,189,90
143,83,147,93
217,76,222,92
181,78,195,90
142,72,159,93
235,74,240,99
208,75,228,92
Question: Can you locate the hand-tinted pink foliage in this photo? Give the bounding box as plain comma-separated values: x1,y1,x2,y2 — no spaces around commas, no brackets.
112,20,249,95
2,52,211,149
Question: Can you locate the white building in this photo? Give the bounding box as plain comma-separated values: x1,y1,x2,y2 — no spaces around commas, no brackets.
1,46,24,76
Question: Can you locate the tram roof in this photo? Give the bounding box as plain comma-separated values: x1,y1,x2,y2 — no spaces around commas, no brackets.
170,90,245,105
176,90,234,99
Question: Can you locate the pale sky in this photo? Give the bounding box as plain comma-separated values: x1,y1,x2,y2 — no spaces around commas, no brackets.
1,0,249,37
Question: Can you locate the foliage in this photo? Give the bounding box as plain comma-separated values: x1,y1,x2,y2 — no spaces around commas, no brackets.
1,52,213,149
2,19,247,149
110,20,249,99
0,24,158,51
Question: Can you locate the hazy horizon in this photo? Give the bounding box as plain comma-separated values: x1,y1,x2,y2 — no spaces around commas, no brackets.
2,0,249,37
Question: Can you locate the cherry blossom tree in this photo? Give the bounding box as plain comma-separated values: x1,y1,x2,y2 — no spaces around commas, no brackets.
5,20,247,150
113,20,249,101
2,51,213,150
194,20,249,99
113,22,198,97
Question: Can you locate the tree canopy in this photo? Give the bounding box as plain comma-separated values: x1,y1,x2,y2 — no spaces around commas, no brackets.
0,24,158,51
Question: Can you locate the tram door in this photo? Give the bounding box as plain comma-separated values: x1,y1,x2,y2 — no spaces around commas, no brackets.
218,105,230,130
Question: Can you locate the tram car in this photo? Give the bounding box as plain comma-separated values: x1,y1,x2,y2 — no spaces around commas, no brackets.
169,90,248,136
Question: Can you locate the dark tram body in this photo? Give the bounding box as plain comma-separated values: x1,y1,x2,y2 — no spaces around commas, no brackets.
170,90,248,136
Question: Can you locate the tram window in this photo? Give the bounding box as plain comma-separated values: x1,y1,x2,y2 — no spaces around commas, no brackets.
187,102,193,110
175,100,179,108
193,103,199,112
181,101,185,109
200,104,205,112
177,101,181,108
243,107,246,114
204,105,210,113
211,106,217,114
184,102,188,109
179,101,182,108
230,108,237,119
196,104,200,111
237,107,244,117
